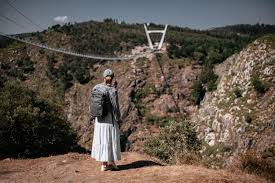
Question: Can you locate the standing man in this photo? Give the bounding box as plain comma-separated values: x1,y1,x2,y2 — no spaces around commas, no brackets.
90,69,121,171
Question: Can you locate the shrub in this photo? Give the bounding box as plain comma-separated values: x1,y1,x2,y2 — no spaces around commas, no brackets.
200,66,218,91
244,113,253,123
191,80,205,105
251,75,269,94
0,80,80,159
233,87,242,98
0,75,7,88
144,120,201,164
0,37,13,48
16,57,35,73
238,150,275,181
73,68,90,84
131,87,150,104
46,56,91,91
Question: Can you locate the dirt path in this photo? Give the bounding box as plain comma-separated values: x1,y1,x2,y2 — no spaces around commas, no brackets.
0,152,270,183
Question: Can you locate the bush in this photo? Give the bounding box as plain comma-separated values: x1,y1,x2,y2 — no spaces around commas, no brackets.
233,87,242,98
200,66,218,91
251,75,269,94
244,113,253,123
1,56,34,81
0,37,13,48
73,68,90,84
238,150,275,181
46,56,91,91
191,80,205,105
0,80,80,159
16,57,35,73
144,120,201,164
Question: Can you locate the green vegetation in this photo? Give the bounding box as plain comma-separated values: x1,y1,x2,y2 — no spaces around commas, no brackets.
130,82,156,116
46,55,92,92
213,24,275,36
0,37,13,48
146,115,175,127
233,87,242,98
144,120,201,164
134,83,155,102
244,113,253,123
191,80,205,105
5,21,272,95
0,54,34,83
204,143,232,157
199,66,218,91
0,80,81,159
52,19,146,56
167,28,252,97
167,24,275,103
251,74,270,94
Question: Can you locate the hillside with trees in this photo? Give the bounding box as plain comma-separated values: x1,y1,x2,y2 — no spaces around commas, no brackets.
0,20,274,181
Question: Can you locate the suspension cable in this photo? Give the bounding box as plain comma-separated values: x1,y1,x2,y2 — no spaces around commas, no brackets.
0,32,152,61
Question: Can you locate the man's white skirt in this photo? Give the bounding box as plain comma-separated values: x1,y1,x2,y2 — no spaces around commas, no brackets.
91,118,121,162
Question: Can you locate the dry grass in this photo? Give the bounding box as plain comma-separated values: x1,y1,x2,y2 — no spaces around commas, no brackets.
0,152,271,183
230,150,275,182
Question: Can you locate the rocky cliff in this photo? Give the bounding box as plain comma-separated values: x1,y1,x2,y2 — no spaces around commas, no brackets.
64,45,201,151
192,35,275,167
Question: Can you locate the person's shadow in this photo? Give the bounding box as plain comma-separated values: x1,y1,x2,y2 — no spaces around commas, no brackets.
117,160,162,171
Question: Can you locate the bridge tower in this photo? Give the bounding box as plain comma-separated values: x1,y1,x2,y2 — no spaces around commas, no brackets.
144,24,168,50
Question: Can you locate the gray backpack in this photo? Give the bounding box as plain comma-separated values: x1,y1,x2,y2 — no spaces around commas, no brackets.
90,85,110,119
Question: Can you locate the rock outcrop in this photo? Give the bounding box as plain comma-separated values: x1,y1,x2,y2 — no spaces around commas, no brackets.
192,36,275,167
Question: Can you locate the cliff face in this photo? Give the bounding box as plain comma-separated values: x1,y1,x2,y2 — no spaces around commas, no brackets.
64,46,201,151
192,36,275,167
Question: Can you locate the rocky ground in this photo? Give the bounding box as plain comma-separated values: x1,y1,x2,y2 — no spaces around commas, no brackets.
0,152,270,183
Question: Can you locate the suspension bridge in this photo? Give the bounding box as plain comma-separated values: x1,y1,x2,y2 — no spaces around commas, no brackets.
0,32,154,61
0,23,167,61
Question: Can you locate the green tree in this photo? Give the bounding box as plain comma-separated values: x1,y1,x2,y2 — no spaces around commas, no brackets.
0,80,80,158
191,80,205,105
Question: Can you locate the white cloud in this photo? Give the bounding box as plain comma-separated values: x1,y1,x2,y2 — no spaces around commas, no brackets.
53,16,68,23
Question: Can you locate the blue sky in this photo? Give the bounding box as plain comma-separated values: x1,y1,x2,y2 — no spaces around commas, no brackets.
0,0,275,34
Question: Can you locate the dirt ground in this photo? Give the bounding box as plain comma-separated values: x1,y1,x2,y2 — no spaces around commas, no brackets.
0,152,270,183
